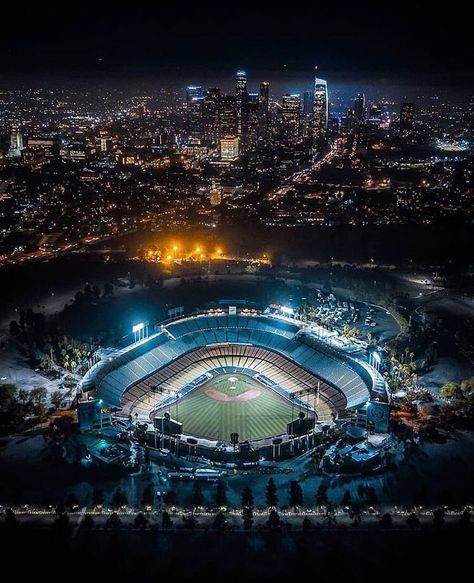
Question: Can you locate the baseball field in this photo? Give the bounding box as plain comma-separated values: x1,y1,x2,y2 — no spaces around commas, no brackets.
160,373,308,441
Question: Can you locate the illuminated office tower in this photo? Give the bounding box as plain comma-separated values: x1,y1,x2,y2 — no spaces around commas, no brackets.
400,102,415,132
235,70,248,135
186,86,204,143
258,81,270,142
313,75,328,139
353,93,366,123
242,93,259,152
219,95,238,137
369,104,382,120
203,87,221,145
8,127,23,158
220,135,240,161
303,90,314,136
281,93,301,141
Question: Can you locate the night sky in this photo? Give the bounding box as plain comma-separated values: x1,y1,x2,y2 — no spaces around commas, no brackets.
1,2,471,80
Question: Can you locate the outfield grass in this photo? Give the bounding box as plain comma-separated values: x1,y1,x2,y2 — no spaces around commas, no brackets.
161,373,308,441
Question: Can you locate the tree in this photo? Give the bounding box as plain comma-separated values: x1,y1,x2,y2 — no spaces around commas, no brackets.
65,492,80,510
112,488,128,509
266,510,282,531
50,390,64,410
215,480,227,507
106,512,122,530
242,506,253,530
162,511,173,530
288,481,303,509
81,514,94,530
141,484,154,508
406,513,420,529
315,483,329,507
192,480,204,507
461,377,474,397
265,478,278,508
364,486,379,508
212,512,227,531
92,487,104,507
441,382,461,400
134,513,148,529
241,486,254,509
0,383,19,412
341,490,352,508
163,490,178,507
29,387,48,415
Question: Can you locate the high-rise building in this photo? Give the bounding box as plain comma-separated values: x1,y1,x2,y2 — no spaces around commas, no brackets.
8,128,23,158
258,81,270,142
281,94,301,141
303,90,314,114
186,86,204,143
220,135,240,161
235,70,248,135
400,102,415,132
242,93,259,152
369,104,382,121
203,87,221,146
302,90,314,136
341,109,354,134
219,95,238,137
354,93,366,123
313,75,328,139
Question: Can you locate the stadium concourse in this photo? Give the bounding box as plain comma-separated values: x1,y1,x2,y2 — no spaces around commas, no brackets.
79,310,386,459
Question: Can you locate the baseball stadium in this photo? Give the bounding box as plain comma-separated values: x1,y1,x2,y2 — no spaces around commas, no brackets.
79,309,387,462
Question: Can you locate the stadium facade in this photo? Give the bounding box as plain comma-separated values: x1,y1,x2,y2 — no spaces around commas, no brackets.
79,309,388,463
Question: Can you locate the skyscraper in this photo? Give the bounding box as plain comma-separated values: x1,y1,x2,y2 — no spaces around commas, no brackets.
203,87,221,146
303,90,314,114
220,135,240,161
242,93,259,152
313,75,328,139
354,93,366,123
303,90,314,137
235,70,248,135
219,95,238,137
400,102,415,132
8,127,23,158
186,86,204,143
258,81,270,143
281,94,301,142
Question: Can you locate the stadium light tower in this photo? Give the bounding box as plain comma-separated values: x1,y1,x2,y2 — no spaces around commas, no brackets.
133,322,144,343
370,350,381,371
